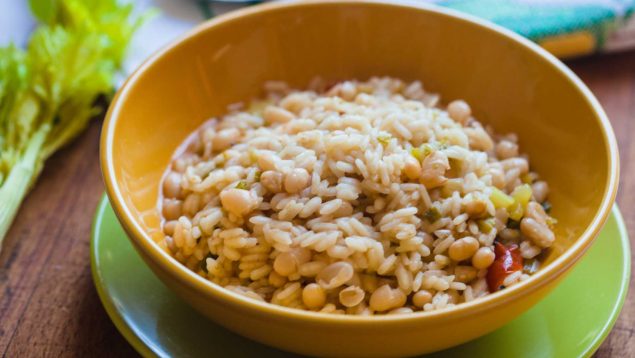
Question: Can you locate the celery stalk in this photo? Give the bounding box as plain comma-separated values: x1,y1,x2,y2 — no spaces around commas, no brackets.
0,124,49,244
490,187,514,208
0,0,149,247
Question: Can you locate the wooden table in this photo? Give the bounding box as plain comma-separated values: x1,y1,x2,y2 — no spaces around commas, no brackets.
0,51,633,358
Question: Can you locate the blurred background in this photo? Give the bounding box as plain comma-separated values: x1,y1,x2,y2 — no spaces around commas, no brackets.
3,0,635,76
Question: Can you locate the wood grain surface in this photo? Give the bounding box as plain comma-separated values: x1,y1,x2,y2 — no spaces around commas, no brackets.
0,50,634,357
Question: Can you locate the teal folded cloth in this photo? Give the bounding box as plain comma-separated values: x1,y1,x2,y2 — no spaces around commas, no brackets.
442,0,635,56
199,0,635,57
445,0,633,38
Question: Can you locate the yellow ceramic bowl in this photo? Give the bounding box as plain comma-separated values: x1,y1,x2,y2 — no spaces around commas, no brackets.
101,1,619,356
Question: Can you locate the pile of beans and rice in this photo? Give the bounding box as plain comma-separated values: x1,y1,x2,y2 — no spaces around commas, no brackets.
160,77,556,315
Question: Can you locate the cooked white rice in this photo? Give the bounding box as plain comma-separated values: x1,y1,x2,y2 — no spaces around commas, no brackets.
160,77,556,315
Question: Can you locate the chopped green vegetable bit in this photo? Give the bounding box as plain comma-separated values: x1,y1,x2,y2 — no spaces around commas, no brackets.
489,187,514,208
235,181,249,190
477,218,495,234
511,184,532,208
254,170,262,182
377,134,391,146
507,219,520,229
410,147,424,161
411,143,435,162
424,207,441,223
507,202,524,221
501,184,532,221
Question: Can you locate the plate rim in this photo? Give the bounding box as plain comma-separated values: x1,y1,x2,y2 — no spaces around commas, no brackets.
90,197,158,358
580,205,631,357
90,196,631,358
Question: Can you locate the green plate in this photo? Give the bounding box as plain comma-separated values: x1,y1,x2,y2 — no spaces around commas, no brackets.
91,196,630,357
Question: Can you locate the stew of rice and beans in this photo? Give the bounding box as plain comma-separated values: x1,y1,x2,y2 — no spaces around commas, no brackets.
159,77,556,315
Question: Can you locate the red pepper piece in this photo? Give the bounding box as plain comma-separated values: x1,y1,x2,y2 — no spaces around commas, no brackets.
486,242,523,292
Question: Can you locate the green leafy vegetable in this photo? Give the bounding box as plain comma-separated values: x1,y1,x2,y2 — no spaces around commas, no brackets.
0,0,148,247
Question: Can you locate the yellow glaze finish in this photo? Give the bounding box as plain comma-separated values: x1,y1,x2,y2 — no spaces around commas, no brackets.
100,1,619,356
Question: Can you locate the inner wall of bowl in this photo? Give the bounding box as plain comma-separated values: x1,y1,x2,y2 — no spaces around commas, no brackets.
111,2,610,264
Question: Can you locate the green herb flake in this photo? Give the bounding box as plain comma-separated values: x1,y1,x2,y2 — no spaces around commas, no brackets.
423,207,441,223
235,181,249,190
377,134,391,146
254,170,262,182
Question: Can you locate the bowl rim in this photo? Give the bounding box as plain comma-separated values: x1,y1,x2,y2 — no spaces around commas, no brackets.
101,0,620,324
